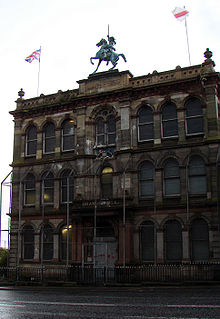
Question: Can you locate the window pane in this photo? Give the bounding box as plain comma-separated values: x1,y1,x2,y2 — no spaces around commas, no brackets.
23,226,34,260
164,161,179,177
27,141,37,155
165,179,180,195
140,180,154,196
63,136,74,151
189,158,206,175
25,191,35,205
139,107,153,123
162,103,177,120
108,132,116,144
187,117,203,134
43,173,54,203
44,123,55,153
44,123,55,137
107,115,116,133
96,118,104,134
62,120,74,151
27,126,37,140
63,120,74,135
41,225,53,260
186,99,203,116
189,176,207,194
163,120,178,137
45,137,56,153
61,171,74,203
139,124,154,140
140,163,154,179
97,134,105,145
26,126,37,156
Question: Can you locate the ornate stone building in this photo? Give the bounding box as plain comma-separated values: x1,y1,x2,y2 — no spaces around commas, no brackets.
9,49,220,267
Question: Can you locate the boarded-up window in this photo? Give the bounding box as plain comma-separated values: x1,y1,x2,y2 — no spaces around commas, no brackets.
191,219,209,261
164,220,182,262
140,221,155,262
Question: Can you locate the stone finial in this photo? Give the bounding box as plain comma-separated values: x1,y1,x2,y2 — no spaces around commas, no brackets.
203,48,215,66
18,88,25,99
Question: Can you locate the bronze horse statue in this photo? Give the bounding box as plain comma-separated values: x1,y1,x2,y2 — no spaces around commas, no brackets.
90,37,126,74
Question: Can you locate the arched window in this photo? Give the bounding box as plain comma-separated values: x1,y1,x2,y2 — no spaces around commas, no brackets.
139,162,154,197
43,122,55,154
61,119,75,152
42,171,54,204
24,173,35,206
163,158,180,196
161,102,178,138
23,225,34,260
185,98,204,135
25,125,37,156
138,105,154,141
164,220,182,262
101,167,113,199
140,221,155,262
61,170,74,203
190,219,209,261
60,225,72,261
188,156,207,194
40,224,53,261
96,111,116,146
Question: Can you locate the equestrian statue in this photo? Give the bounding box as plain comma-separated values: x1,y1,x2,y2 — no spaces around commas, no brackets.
90,36,127,74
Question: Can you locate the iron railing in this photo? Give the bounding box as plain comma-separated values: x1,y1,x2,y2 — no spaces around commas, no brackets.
1,263,220,284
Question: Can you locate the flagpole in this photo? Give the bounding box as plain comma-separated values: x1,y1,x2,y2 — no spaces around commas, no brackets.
107,24,110,41
37,46,41,96
184,16,191,65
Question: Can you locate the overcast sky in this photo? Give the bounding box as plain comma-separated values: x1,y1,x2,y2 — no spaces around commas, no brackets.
0,0,219,246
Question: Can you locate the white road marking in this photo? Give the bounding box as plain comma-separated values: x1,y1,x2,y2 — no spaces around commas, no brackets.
0,303,24,308
10,300,220,309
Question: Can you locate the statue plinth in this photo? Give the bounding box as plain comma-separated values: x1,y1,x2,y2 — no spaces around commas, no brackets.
77,70,133,95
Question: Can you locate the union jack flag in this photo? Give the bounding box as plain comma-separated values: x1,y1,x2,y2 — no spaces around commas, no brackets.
25,48,41,63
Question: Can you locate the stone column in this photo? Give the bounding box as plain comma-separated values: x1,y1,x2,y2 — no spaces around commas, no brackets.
53,232,59,262
182,230,189,261
157,230,163,263
34,232,40,262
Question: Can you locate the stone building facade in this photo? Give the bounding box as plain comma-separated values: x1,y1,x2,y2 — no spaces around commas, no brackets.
9,49,220,267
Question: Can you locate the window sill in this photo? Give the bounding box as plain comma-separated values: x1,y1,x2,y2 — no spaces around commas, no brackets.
186,132,204,138
61,149,75,153
25,154,36,158
163,194,181,199
161,136,179,140
189,193,207,198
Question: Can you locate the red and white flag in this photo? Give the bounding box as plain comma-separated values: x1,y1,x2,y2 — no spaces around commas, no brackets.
172,7,189,22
